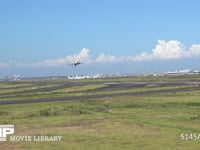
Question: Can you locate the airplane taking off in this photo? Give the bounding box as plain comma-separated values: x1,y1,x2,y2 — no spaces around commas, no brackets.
69,60,83,67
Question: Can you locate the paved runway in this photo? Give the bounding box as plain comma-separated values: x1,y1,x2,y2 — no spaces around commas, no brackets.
0,81,200,105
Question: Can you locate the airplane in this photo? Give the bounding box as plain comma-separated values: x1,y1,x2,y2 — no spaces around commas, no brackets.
69,60,83,67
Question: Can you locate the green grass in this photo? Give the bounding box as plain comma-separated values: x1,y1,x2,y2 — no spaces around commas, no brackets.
0,76,200,149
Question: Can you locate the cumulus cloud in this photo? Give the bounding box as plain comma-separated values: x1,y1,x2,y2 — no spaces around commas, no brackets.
188,44,200,57
65,48,91,63
0,49,91,68
96,40,200,62
127,52,152,61
152,40,185,59
33,48,91,67
1,40,200,68
132,40,200,61
96,53,125,63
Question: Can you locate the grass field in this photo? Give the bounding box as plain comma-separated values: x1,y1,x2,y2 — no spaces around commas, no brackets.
0,75,200,150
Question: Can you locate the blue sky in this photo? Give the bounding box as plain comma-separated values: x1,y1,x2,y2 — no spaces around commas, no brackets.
0,0,200,77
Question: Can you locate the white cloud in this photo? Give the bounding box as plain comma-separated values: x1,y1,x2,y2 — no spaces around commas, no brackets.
127,52,152,61
187,44,200,57
33,58,68,67
96,53,125,63
33,48,91,67
96,40,200,62
131,40,200,61
152,40,185,59
65,48,91,63
1,40,200,68
0,48,91,68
